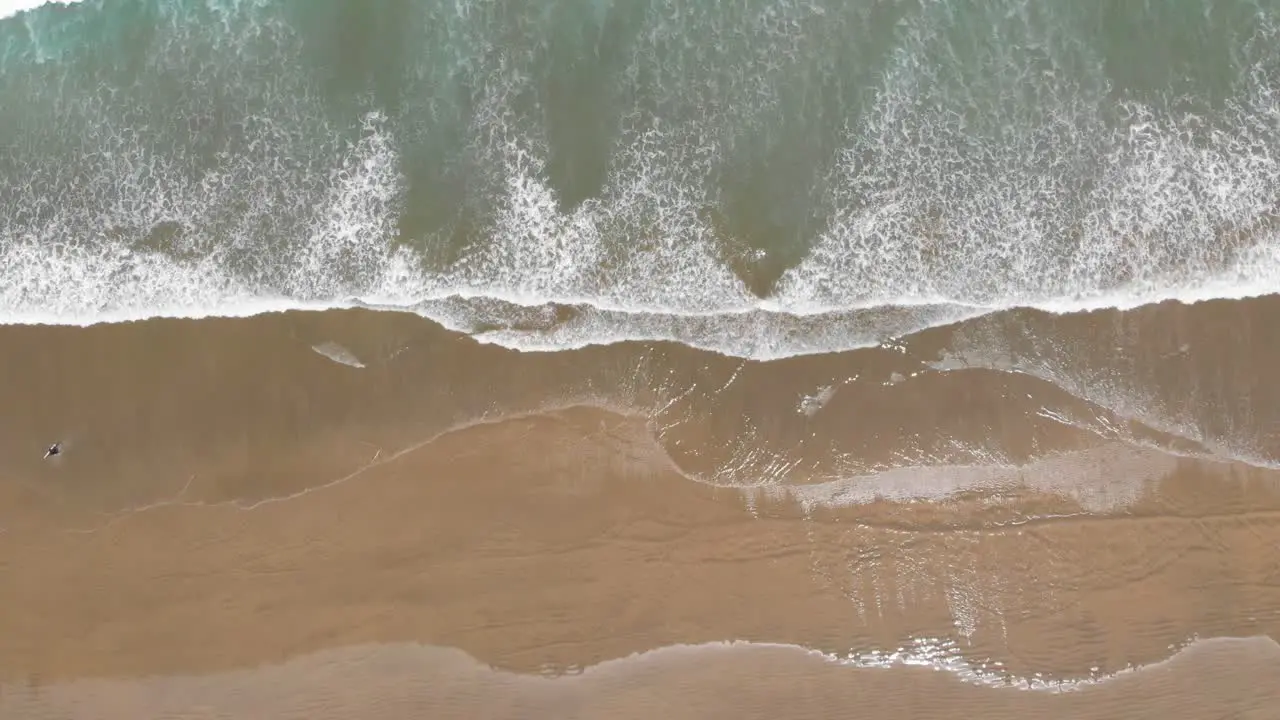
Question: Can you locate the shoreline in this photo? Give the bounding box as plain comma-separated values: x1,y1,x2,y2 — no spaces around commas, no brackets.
2,305,1279,717
5,637,1279,720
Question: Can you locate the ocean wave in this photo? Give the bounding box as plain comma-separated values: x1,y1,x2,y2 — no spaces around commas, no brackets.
2,0,1280,357
5,280,1279,361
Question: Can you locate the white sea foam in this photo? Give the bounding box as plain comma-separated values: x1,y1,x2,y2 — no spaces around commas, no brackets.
310,341,365,369
2,0,1279,361
5,128,1274,359
0,0,81,21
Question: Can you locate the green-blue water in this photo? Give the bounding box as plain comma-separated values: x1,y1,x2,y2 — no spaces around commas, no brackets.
1,0,1278,357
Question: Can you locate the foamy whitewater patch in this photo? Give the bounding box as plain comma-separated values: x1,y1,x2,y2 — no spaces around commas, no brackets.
310,341,365,368
414,295,987,359
797,383,840,417
4,131,1277,358
3,0,1280,361
0,0,80,20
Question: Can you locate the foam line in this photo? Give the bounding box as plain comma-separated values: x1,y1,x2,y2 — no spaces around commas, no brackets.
3,0,1280,360
0,0,80,20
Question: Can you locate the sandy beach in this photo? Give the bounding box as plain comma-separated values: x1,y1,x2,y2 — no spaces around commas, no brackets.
6,1,1280,715
2,304,1279,718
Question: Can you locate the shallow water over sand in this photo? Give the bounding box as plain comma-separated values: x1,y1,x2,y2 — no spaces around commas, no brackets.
1,307,1279,717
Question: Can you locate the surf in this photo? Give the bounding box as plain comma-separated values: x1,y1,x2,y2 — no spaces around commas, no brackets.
2,0,1279,360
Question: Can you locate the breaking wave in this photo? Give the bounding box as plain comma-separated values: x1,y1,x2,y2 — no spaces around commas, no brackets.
2,0,1278,359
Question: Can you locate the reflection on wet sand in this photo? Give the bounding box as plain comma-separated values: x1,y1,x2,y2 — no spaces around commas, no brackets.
2,304,1280,718
4,404,1280,683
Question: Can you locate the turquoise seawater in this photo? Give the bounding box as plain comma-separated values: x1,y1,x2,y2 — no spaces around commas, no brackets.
1,0,1278,357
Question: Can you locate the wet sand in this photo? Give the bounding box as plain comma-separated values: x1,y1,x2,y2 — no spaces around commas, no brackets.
5,639,1280,720
3,300,1280,718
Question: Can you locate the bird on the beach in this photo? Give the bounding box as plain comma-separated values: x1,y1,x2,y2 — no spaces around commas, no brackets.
43,442,61,460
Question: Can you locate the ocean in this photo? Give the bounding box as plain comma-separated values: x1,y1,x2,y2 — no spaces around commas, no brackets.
2,1,1280,718
4,0,1279,345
